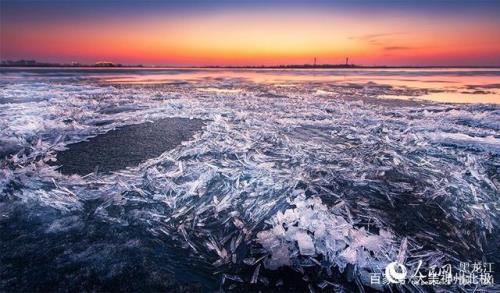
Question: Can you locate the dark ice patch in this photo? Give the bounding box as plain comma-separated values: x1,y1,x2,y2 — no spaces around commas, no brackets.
99,104,146,114
466,83,500,90
0,203,208,292
0,140,22,159
50,118,206,175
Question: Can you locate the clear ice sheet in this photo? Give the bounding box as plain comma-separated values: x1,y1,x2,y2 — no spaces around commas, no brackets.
0,69,499,291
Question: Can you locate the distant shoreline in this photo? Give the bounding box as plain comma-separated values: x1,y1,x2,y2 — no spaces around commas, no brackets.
1,64,500,69
2,59,500,69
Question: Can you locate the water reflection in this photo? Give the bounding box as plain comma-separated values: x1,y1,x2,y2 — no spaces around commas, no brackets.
1,67,499,104
97,68,500,104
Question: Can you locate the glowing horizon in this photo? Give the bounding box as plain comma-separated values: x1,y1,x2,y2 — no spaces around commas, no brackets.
1,1,499,66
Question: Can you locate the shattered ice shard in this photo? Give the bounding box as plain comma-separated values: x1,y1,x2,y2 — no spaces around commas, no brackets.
295,231,315,256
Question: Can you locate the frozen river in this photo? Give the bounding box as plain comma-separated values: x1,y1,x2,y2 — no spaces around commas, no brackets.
1,68,499,291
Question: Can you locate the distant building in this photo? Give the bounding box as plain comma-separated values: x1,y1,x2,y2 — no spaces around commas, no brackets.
95,61,116,67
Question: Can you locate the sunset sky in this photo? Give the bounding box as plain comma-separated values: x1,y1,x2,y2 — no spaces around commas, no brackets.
1,0,499,66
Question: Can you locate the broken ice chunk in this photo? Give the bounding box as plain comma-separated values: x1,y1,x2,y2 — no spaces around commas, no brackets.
340,246,358,264
256,194,398,277
295,231,315,256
